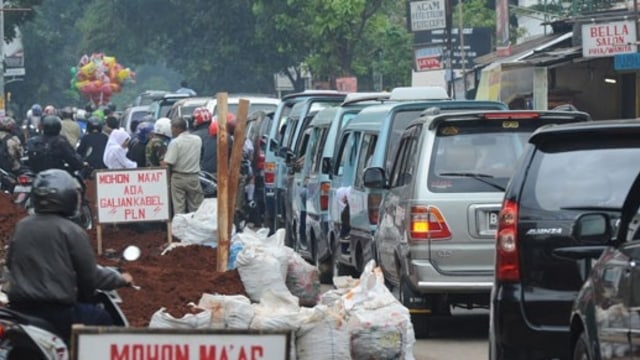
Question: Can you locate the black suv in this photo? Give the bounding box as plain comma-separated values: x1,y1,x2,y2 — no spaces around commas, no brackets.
488,119,640,359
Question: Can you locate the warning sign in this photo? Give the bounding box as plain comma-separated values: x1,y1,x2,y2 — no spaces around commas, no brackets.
95,168,170,223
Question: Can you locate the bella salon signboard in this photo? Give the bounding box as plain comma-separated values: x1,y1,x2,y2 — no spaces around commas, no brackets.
582,20,637,58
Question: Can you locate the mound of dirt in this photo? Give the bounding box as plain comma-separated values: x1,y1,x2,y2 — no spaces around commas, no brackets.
0,186,246,327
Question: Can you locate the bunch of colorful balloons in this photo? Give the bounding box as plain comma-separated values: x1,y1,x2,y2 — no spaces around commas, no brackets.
70,53,135,105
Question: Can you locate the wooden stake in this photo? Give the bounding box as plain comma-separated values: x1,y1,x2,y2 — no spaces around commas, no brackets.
166,221,172,245
227,99,250,235
216,93,230,272
97,224,103,255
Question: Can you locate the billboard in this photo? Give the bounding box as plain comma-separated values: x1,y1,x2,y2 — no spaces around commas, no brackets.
4,29,25,77
409,0,447,32
415,46,444,71
582,21,637,58
413,27,492,70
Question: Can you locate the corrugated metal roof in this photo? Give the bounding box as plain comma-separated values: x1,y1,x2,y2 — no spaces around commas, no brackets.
473,32,571,67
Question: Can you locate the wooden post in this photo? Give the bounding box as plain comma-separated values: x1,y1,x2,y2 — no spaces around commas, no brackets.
97,224,103,255
216,93,230,272
227,99,250,234
166,221,172,245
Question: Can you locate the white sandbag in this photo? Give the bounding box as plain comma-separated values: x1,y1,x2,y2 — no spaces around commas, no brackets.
236,228,292,279
341,260,416,360
250,290,304,331
296,305,351,360
286,252,321,307
348,302,415,360
196,293,255,330
149,307,213,329
236,245,292,302
171,198,219,245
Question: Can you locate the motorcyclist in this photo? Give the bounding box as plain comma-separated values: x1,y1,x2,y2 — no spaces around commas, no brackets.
26,115,85,175
191,107,217,173
23,103,42,139
0,117,24,174
59,106,82,147
127,121,154,167
6,169,134,343
146,117,172,167
76,116,108,170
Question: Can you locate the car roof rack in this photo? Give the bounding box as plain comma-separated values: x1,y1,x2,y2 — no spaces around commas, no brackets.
388,86,449,101
341,92,390,106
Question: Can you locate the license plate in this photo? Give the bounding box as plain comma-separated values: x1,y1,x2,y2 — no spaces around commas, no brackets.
13,186,31,193
488,211,500,229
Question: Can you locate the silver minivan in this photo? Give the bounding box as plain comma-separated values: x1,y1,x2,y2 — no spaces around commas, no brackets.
364,109,590,337
329,94,508,280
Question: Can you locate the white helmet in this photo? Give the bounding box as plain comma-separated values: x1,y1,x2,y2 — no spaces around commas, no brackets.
153,117,172,138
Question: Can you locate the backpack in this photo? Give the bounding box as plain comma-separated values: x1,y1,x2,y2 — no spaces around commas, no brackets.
0,134,14,172
26,136,56,173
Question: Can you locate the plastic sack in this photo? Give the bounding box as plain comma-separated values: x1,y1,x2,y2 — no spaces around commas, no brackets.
250,290,305,331
228,241,244,270
296,305,351,360
320,276,359,308
171,198,218,245
196,293,255,330
341,260,416,360
236,245,292,302
149,307,213,329
236,228,292,280
286,251,321,307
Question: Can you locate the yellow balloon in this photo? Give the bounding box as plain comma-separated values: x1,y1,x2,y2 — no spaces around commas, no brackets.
117,68,131,83
103,56,116,67
80,62,96,77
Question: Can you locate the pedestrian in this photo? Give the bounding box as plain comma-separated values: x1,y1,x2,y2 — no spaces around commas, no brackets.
76,116,108,170
0,117,24,175
146,117,172,167
59,106,82,147
103,115,120,136
190,107,217,173
175,80,196,96
103,128,137,169
161,118,203,214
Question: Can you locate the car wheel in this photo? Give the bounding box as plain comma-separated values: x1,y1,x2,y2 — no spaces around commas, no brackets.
315,235,333,285
573,332,591,360
399,276,430,339
331,241,353,279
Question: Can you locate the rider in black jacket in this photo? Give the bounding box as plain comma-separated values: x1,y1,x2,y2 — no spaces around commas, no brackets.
191,107,218,174
27,115,85,175
6,169,133,343
76,116,108,170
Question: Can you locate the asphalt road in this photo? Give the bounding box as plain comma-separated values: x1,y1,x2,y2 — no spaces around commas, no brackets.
413,309,489,360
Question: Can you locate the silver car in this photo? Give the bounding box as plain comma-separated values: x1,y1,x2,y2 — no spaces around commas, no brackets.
364,109,591,337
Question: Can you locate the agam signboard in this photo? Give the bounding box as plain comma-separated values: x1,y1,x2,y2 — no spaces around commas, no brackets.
95,168,170,223
582,20,637,58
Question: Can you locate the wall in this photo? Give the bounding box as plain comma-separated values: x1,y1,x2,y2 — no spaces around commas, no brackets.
553,58,618,120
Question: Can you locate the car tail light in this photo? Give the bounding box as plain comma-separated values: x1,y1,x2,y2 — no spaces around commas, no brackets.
496,199,520,282
265,162,276,185
320,182,330,211
368,193,382,225
409,206,452,241
482,112,539,120
257,151,266,170
17,175,31,185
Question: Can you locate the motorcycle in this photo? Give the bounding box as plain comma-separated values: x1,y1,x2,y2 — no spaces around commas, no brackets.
11,169,34,207
0,246,140,360
200,170,217,198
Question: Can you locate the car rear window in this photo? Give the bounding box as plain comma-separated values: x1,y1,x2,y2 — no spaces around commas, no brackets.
521,136,640,211
428,120,534,193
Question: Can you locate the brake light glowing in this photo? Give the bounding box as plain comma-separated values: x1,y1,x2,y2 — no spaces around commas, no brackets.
482,112,539,120
367,193,382,225
17,175,31,185
320,182,330,211
409,206,451,240
0,322,5,338
496,199,520,282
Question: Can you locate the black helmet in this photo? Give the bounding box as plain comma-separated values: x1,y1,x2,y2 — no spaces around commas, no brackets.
31,169,81,217
42,115,62,135
60,106,74,119
86,116,103,132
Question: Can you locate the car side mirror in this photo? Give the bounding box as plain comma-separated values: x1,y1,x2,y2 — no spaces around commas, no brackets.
572,213,612,243
322,157,332,174
363,167,387,189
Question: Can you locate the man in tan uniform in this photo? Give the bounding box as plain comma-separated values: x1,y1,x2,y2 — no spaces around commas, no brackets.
162,118,203,214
